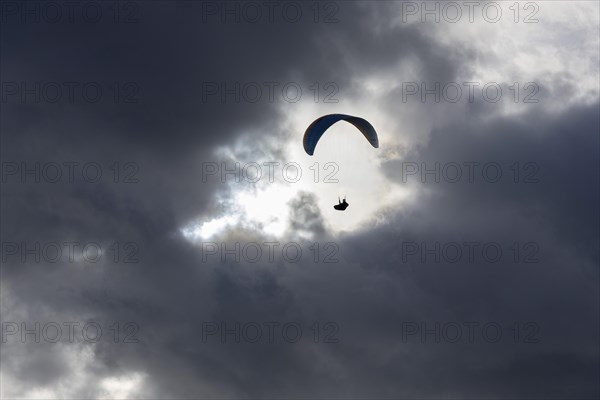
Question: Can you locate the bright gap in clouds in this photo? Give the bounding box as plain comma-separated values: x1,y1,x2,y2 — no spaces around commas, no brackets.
99,373,146,399
181,184,298,240
181,103,410,242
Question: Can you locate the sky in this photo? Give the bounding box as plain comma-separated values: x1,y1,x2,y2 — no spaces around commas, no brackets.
1,1,599,398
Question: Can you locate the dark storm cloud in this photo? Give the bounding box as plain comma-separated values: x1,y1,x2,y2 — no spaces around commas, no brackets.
342,101,599,397
1,1,598,398
0,0,446,230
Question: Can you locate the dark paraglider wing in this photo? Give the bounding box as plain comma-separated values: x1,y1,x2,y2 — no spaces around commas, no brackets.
303,114,379,155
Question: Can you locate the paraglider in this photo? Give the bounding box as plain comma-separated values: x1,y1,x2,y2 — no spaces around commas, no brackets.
303,114,378,211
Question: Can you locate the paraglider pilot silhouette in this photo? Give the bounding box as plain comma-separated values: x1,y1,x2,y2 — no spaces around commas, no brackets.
303,114,379,211
334,196,349,211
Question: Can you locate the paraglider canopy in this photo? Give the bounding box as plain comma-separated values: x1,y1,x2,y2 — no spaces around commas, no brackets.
303,114,379,156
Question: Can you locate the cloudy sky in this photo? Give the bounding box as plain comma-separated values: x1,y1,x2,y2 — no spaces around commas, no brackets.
1,1,599,398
